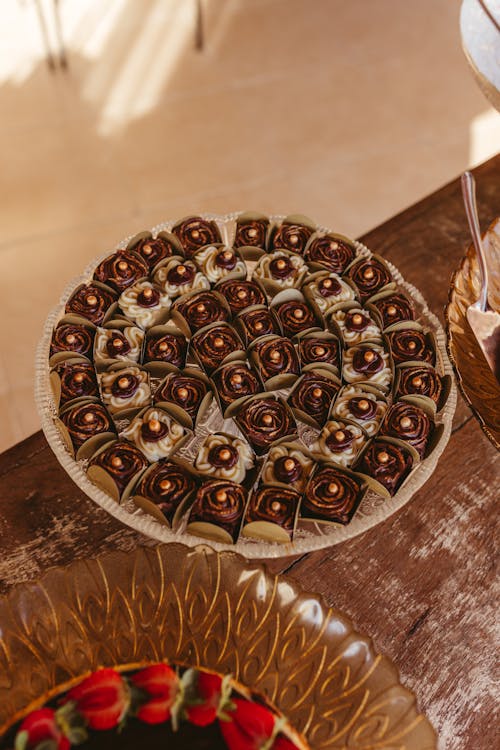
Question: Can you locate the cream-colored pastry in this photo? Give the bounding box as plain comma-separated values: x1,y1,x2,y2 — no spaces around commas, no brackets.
332,385,387,436
330,307,382,346
304,273,356,313
121,407,186,462
118,281,171,329
94,326,144,365
262,444,314,491
253,251,307,289
154,259,210,298
195,433,254,483
194,245,246,283
343,344,391,391
100,366,151,414
311,419,366,467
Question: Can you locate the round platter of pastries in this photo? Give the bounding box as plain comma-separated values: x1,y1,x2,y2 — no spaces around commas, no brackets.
37,212,456,557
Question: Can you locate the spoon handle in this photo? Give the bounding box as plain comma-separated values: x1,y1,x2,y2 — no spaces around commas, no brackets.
461,171,489,311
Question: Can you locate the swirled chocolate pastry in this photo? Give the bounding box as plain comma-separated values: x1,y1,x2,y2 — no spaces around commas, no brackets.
270,220,314,254
65,283,117,325
195,433,254,484
288,373,340,426
194,245,246,284
55,361,99,405
245,485,301,539
131,234,179,269
343,345,392,391
330,308,382,346
154,259,210,298
155,372,208,422
234,214,269,248
380,401,432,458
188,479,247,541
94,326,144,366
311,420,366,468
172,216,222,258
262,444,314,491
94,251,148,292
252,336,300,381
298,336,341,372
144,331,188,369
121,407,187,463
274,300,317,337
387,328,435,365
396,365,442,405
174,291,231,333
190,324,243,374
134,460,196,522
236,397,297,455
302,465,364,524
61,401,114,450
370,293,415,328
50,324,95,359
211,361,262,412
356,439,413,495
118,281,171,329
100,367,151,414
89,440,148,495
253,251,307,289
304,273,356,314
216,279,266,314
237,306,281,344
346,257,392,301
304,234,356,273
331,385,387,436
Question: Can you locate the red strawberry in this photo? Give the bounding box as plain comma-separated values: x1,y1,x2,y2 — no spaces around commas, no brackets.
17,708,70,750
219,698,276,750
272,737,299,750
185,671,223,727
63,668,129,730
130,663,179,725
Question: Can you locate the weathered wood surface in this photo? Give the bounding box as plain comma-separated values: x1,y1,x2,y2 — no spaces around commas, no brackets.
1,155,499,749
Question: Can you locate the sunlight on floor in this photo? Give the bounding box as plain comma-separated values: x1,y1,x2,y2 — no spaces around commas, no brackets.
469,108,500,166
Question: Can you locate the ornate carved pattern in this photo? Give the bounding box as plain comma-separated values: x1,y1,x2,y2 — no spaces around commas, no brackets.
0,545,435,749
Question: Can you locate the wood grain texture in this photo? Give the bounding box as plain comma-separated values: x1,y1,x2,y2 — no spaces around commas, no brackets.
0,156,499,749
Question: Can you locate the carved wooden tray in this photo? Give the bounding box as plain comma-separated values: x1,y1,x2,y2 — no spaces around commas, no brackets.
0,544,436,749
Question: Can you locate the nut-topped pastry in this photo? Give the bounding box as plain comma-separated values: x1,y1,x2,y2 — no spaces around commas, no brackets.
100,366,151,415
346,257,393,301
94,326,144,366
88,440,148,498
193,244,246,283
134,460,196,523
190,323,244,374
262,444,314,491
343,344,392,392
216,279,266,314
332,385,387,436
274,299,318,338
251,335,300,383
172,216,222,258
54,360,99,406
154,259,210,298
304,233,356,273
94,251,148,292
211,361,262,414
173,291,231,333
236,396,297,455
311,420,366,467
195,433,254,484
144,330,188,369
50,324,95,360
65,283,117,325
253,251,308,291
355,439,414,496
387,328,435,365
370,292,415,328
288,372,340,427
187,479,247,542
302,465,365,524
60,401,115,451
129,234,180,269
269,217,314,254
396,365,443,406
155,371,209,424
304,273,356,314
243,485,301,543
330,308,382,346
298,335,341,373
234,213,269,249
121,407,188,462
236,306,281,344
380,401,432,458
118,280,171,329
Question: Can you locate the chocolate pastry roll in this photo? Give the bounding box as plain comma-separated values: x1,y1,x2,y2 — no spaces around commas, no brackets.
61,401,114,450
298,336,341,372
234,214,269,249
211,361,262,413
144,331,188,369
387,328,435,365
172,216,222,258
195,433,254,484
93,251,148,293
216,279,266,314
302,465,364,524
190,324,243,374
274,300,318,337
380,401,432,458
236,397,297,455
252,336,300,382
188,479,247,542
237,306,281,344
65,283,117,326
88,440,148,496
131,235,178,269
270,221,314,254
50,324,94,359
100,367,151,414
356,439,413,496
56,361,99,406
304,234,356,273
134,460,196,522
396,365,442,405
346,257,392,301
155,372,208,422
371,293,415,328
288,373,340,426
244,485,300,540
174,291,231,333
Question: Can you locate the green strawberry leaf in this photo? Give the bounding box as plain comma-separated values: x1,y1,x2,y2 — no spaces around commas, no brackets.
14,730,28,750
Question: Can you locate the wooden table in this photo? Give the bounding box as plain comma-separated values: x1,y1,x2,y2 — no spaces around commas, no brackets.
1,156,499,749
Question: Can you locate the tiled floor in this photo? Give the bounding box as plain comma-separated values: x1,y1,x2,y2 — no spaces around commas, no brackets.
0,0,499,451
